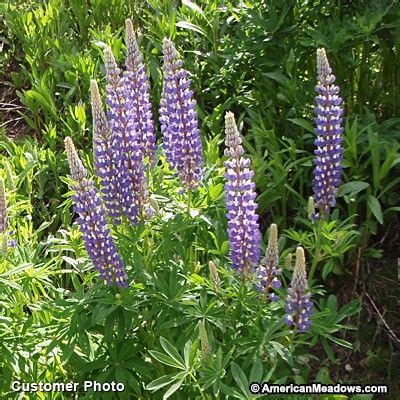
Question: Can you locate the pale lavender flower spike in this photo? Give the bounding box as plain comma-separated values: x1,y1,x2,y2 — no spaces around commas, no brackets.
65,137,127,287
256,223,282,301
159,38,203,191
284,247,313,333
91,79,122,223
124,19,156,164
224,112,261,275
312,48,344,219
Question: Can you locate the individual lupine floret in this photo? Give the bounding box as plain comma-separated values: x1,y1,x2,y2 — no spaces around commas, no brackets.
64,137,127,287
124,19,156,163
224,112,261,275
284,247,313,333
256,224,282,301
159,38,203,191
312,48,344,219
104,46,150,222
91,79,122,223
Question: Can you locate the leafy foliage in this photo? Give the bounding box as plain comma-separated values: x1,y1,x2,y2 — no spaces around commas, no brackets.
0,0,399,398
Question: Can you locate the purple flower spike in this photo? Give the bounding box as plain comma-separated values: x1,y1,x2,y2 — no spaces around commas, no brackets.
91,79,122,223
159,38,203,191
104,46,150,223
284,247,313,333
256,224,282,300
312,48,344,219
124,19,156,164
64,137,127,287
224,112,261,275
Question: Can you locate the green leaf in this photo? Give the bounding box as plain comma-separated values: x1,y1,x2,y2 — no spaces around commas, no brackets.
146,373,183,391
264,71,290,86
163,378,185,399
183,340,192,369
339,299,360,319
209,183,223,200
159,337,185,368
287,118,314,133
327,336,353,349
385,206,400,214
114,366,128,385
0,277,21,290
326,295,338,312
270,341,293,366
249,359,263,383
220,382,243,398
263,364,277,381
315,366,330,384
366,195,383,224
148,350,185,369
321,338,336,362
176,21,206,36
337,181,369,197
231,362,249,397
322,260,334,280
182,0,205,17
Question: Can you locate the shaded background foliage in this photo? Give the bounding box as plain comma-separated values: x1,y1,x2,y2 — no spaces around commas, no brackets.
0,0,399,398
2,0,399,231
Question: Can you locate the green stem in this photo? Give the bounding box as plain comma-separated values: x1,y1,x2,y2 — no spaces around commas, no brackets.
188,371,206,398
285,322,298,347
309,218,323,281
186,189,192,218
185,190,193,271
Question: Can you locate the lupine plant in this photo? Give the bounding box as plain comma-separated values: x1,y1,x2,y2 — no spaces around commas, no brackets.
286,48,355,282
1,15,376,399
312,48,344,220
